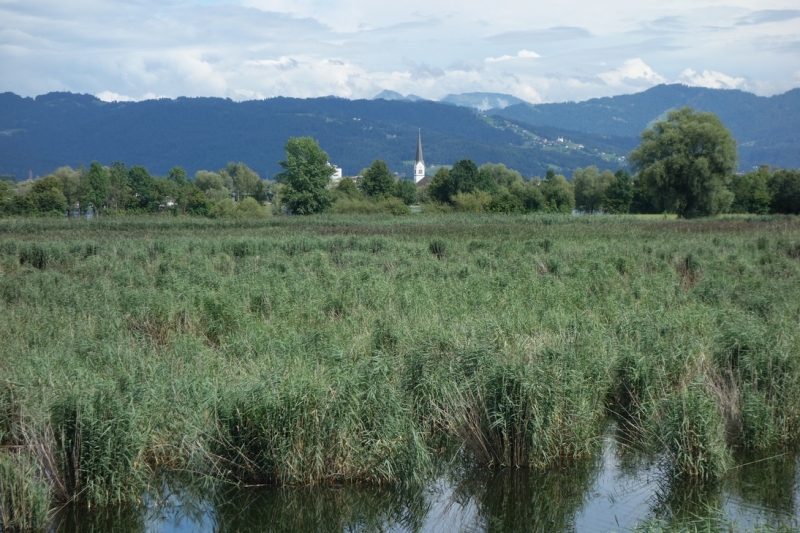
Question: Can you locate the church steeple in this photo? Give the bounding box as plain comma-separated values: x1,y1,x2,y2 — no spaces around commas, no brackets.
414,129,426,183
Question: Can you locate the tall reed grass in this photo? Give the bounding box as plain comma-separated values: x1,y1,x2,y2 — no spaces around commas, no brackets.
1,213,799,529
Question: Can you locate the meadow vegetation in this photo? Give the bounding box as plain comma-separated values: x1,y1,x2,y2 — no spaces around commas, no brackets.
1,213,799,530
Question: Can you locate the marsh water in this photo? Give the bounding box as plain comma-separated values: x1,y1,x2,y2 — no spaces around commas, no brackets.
52,427,799,532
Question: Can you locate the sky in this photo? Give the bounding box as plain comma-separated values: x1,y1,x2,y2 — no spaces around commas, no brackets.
1,0,799,104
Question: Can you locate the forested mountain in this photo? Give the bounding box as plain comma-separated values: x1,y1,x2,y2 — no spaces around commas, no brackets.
0,84,797,181
0,92,628,180
491,84,800,171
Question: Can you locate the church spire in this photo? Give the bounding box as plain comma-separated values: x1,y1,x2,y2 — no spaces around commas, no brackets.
414,129,426,184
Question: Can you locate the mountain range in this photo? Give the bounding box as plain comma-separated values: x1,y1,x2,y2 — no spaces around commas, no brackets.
0,84,797,182
493,84,800,171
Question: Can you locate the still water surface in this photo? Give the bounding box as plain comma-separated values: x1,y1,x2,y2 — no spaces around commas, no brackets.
53,428,799,532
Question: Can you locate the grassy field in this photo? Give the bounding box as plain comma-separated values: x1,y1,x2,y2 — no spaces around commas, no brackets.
1,213,799,530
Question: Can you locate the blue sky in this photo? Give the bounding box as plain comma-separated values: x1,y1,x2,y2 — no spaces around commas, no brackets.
1,0,799,103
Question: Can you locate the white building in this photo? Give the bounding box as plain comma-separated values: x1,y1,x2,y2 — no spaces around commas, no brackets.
329,163,343,183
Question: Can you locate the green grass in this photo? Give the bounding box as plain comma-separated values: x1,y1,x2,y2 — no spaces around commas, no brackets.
1,213,799,528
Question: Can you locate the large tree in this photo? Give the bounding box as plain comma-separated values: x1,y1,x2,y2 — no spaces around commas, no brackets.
769,168,800,214
572,166,614,213
451,159,496,195
127,165,161,212
28,175,67,215
277,137,335,214
540,170,575,213
358,160,395,197
629,107,737,218
221,162,260,201
83,161,110,214
603,169,634,214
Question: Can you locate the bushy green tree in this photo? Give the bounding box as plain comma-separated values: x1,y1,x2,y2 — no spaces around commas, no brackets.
395,179,418,205
83,161,110,214
209,198,237,218
479,163,524,189
358,160,395,197
513,182,546,212
127,165,161,211
28,175,67,215
333,177,361,200
277,137,334,214
452,191,493,212
195,170,230,202
730,166,771,214
451,159,496,195
629,107,737,218
165,166,192,214
573,166,613,213
52,166,82,213
541,170,575,213
106,162,131,211
487,189,524,213
186,186,212,216
235,196,271,218
221,162,260,201
769,168,800,214
168,166,187,185
603,169,635,214
0,180,13,213
427,168,454,204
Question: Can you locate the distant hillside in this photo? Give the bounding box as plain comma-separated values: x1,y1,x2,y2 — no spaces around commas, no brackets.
0,92,630,180
491,84,800,171
1,85,795,181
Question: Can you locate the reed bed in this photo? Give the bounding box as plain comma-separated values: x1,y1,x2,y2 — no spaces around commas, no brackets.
1,213,799,530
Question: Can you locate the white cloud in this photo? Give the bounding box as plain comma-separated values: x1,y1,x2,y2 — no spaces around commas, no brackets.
597,58,666,87
1,0,799,103
485,49,541,62
675,68,745,90
95,91,164,102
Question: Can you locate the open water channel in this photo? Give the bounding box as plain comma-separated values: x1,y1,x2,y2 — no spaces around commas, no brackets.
51,425,799,532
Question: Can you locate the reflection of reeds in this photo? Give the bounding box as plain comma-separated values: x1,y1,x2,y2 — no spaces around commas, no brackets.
449,459,600,532
1,214,799,527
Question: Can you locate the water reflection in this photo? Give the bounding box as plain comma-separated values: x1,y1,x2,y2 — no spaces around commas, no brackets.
47,435,799,532
213,484,430,532
446,457,600,532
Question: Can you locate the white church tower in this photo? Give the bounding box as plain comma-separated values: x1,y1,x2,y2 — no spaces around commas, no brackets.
414,129,426,184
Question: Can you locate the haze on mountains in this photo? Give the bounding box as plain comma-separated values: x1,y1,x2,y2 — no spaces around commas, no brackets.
0,84,797,181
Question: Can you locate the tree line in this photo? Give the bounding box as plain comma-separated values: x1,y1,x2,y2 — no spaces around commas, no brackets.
0,161,276,218
1,108,798,218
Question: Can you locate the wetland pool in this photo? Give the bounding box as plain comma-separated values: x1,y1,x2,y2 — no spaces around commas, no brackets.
51,428,799,532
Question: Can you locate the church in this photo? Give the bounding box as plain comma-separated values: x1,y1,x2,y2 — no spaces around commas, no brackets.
413,129,432,186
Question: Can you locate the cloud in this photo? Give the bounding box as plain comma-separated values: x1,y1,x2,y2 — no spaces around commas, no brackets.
736,9,800,26
597,58,665,87
485,49,540,62
95,91,163,102
675,68,745,90
1,0,799,104
247,57,300,71
649,16,685,31
402,59,446,79
486,26,592,44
